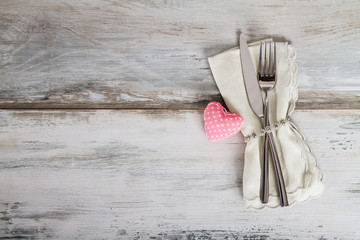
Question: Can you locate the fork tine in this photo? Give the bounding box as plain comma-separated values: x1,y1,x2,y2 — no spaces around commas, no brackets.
273,42,276,77
268,42,271,77
263,42,267,77
258,42,262,78
258,41,276,79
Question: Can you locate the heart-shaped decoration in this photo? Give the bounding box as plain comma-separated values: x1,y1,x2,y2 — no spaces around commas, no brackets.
204,102,244,142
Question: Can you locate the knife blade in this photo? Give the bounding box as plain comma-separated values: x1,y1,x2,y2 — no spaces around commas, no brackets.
239,33,264,119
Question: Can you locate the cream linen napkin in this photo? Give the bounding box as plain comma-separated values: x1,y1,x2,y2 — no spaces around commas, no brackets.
208,39,324,209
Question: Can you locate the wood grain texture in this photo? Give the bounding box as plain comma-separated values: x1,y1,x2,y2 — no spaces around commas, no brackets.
0,0,359,109
0,109,359,239
1,1,359,239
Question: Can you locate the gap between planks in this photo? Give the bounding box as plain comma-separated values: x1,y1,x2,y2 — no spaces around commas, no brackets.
0,106,358,111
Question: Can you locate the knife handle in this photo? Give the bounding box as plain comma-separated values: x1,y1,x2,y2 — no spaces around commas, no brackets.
268,133,289,207
260,132,270,204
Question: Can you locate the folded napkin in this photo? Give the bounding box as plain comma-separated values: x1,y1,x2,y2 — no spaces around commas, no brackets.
208,38,324,209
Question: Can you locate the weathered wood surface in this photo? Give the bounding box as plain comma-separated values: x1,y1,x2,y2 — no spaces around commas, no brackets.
0,0,359,109
0,109,359,239
1,0,360,239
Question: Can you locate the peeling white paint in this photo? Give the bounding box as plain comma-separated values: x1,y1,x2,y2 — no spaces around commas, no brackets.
157,94,187,101
88,91,105,101
118,93,152,102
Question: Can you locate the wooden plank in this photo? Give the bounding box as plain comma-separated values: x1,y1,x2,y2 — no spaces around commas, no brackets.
0,109,359,239
0,0,359,109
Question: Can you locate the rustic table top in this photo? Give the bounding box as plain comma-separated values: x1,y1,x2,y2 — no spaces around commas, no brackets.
0,0,359,239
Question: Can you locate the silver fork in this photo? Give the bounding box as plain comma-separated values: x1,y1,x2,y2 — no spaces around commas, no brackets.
258,41,289,207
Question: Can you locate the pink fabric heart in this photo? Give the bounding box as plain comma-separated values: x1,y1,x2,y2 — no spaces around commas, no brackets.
204,102,244,142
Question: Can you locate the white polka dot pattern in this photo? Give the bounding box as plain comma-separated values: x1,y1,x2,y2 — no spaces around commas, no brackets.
204,102,244,142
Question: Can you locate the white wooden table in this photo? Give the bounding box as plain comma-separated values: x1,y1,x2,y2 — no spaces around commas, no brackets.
0,1,359,239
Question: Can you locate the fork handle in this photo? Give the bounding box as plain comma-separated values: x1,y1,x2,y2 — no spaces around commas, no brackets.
260,92,270,204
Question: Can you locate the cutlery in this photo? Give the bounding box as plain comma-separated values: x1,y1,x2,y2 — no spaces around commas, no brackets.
239,33,288,206
258,41,289,207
